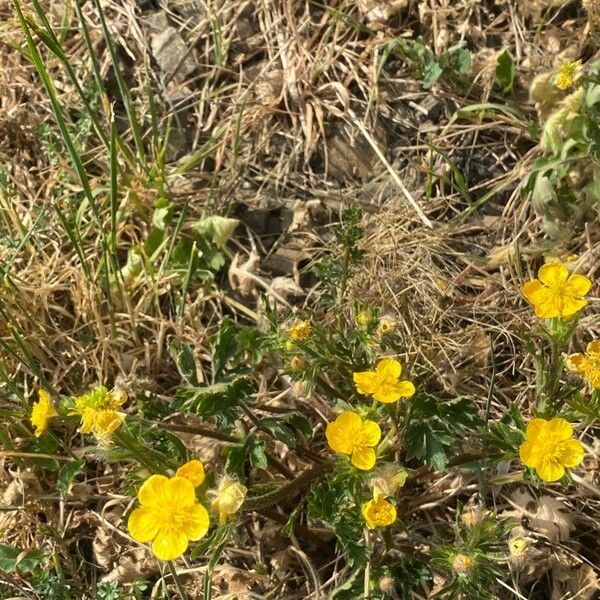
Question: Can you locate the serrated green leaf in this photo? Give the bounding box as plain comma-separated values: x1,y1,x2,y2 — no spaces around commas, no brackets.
172,377,253,418
168,341,197,384
286,413,312,437
262,419,296,448
247,436,268,470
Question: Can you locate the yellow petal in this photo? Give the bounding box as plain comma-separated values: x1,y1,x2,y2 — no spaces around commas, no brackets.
374,381,415,403
181,503,210,540
525,418,548,440
326,412,361,454
353,371,379,395
559,297,587,317
557,438,584,467
152,525,189,561
107,389,127,409
128,506,160,542
522,280,546,304
586,340,600,359
565,273,592,297
38,390,58,417
565,353,588,374
536,458,565,482
359,419,381,447
538,263,569,287
176,460,206,487
519,439,542,470
375,358,402,379
546,418,573,441
138,475,172,508
351,446,376,470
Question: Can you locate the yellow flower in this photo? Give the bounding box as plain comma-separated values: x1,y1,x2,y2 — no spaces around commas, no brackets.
92,410,126,445
519,418,584,482
176,460,206,487
362,492,396,529
377,315,396,334
554,60,583,90
211,478,247,525
30,390,58,437
509,537,529,557
521,263,591,319
72,386,127,444
353,358,415,403
356,311,371,326
326,411,381,470
565,340,600,389
128,475,209,561
288,320,311,342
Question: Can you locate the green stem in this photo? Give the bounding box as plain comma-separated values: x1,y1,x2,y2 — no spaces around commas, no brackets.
241,462,333,511
112,429,170,475
167,561,189,600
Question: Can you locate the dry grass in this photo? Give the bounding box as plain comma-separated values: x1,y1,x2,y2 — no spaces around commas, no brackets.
0,0,599,598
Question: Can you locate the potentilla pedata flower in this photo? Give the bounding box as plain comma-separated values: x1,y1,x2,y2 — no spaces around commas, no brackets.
521,263,591,319
565,340,600,389
30,390,58,437
72,386,127,444
287,319,312,342
362,492,396,529
211,478,247,525
325,411,381,470
128,475,210,561
353,358,415,403
554,60,583,90
519,417,584,482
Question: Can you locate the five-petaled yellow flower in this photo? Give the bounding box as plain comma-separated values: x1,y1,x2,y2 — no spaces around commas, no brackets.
521,263,591,319
519,418,584,482
176,460,206,487
288,320,311,342
362,492,396,529
353,358,415,403
30,390,58,437
73,386,127,444
211,478,247,525
565,340,600,389
128,475,210,561
326,411,381,470
554,60,583,90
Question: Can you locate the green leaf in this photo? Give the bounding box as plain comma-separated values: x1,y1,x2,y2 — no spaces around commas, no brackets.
172,377,253,419
0,544,20,573
224,443,246,479
262,419,296,448
168,341,198,384
496,50,516,93
210,318,266,377
247,436,268,470
447,46,471,75
286,413,312,437
58,459,85,495
194,216,239,249
16,548,44,573
404,395,481,470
